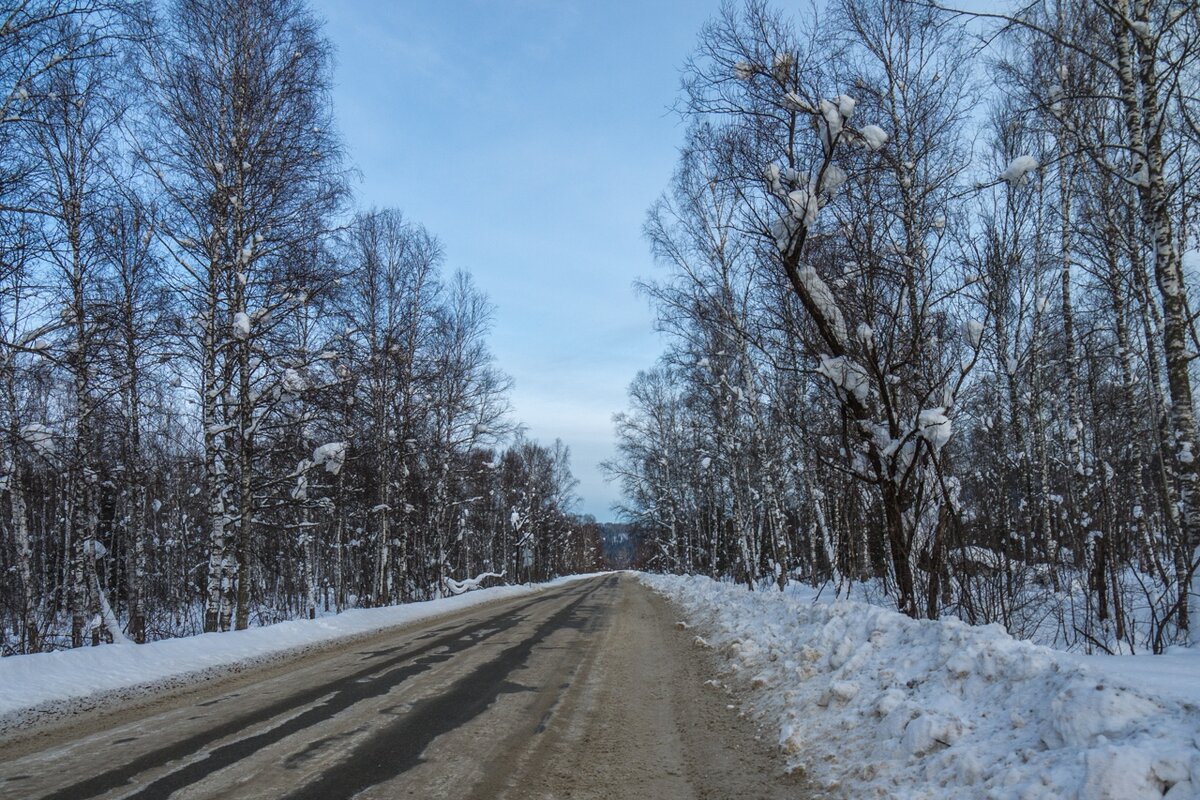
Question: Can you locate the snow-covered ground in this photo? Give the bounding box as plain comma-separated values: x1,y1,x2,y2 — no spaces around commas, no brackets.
639,573,1200,800
0,574,599,734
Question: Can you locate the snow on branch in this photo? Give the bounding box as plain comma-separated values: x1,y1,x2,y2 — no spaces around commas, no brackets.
817,355,870,402
799,267,849,347
312,442,348,475
999,155,1039,186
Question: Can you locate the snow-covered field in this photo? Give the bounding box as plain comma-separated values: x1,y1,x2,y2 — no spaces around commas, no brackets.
640,573,1200,800
0,574,598,734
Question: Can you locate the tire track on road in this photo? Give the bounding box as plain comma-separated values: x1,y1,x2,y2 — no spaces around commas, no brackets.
282,575,614,800
24,582,589,800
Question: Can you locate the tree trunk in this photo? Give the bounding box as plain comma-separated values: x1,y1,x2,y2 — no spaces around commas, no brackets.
1117,0,1196,636
883,485,918,618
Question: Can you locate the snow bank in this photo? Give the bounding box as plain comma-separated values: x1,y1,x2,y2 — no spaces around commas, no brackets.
639,573,1200,799
0,574,601,734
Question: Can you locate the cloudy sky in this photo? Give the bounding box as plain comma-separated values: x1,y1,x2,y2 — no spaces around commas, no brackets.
310,0,725,519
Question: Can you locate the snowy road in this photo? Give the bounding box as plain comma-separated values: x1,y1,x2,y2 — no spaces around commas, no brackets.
0,574,799,799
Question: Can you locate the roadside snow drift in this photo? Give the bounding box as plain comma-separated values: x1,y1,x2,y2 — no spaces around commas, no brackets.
640,573,1200,800
0,575,598,733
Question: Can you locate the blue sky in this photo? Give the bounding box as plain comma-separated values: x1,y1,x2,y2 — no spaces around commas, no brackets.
310,1,725,520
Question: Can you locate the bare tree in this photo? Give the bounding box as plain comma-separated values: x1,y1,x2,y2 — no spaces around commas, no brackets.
137,0,345,632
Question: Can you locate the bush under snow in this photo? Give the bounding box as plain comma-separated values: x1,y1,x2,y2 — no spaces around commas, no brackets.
640,573,1200,799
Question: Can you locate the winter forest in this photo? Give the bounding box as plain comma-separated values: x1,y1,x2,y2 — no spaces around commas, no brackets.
0,0,599,655
3,0,1200,664
607,0,1200,654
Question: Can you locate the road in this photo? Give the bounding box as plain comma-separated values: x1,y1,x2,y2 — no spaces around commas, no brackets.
0,574,802,799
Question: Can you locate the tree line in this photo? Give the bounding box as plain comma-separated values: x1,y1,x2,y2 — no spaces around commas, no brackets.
0,0,599,655
608,0,1200,653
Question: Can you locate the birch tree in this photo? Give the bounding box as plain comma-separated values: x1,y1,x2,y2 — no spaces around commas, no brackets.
137,0,345,632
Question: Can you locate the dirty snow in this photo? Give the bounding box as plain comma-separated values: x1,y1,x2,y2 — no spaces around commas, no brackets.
640,572,1200,800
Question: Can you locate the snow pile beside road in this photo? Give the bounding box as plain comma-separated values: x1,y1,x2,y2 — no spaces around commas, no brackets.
0,574,599,731
640,573,1200,799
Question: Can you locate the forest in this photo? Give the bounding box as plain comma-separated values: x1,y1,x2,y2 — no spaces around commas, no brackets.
0,0,600,655
607,0,1200,653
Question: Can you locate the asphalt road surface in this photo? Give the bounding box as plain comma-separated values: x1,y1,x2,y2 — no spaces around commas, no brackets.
0,574,802,799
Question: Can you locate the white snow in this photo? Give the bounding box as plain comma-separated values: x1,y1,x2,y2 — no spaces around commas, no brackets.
281,367,307,393
772,52,793,77
0,574,604,733
820,163,847,193
817,355,869,403
443,571,506,596
764,162,783,194
1000,154,1039,186
20,423,55,458
640,573,1200,799
962,318,984,348
856,322,874,347
919,406,953,450
787,187,820,226
860,124,888,151
797,267,848,345
782,91,812,113
770,215,798,250
80,538,107,558
311,441,348,475
819,99,843,148
232,311,251,339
